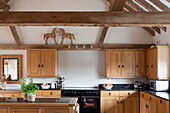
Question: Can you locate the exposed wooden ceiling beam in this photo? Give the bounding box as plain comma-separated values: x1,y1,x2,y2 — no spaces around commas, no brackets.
98,27,109,45
124,4,155,36
0,1,21,46
142,27,155,37
106,0,126,11
98,0,126,45
126,0,161,35
9,26,21,46
0,0,9,11
0,44,153,50
134,0,167,32
0,12,169,27
148,0,170,11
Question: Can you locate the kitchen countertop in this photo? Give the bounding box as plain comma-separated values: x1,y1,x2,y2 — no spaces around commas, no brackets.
143,91,170,101
0,97,78,107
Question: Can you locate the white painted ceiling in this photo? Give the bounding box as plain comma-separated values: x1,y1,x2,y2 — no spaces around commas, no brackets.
0,0,169,45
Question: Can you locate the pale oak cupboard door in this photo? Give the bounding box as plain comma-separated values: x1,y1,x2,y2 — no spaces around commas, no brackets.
136,51,146,78
101,97,119,113
122,51,135,77
140,98,148,113
41,50,55,77
148,100,156,113
120,97,139,113
0,109,8,113
44,109,68,113
10,109,41,113
157,99,170,113
106,50,121,78
27,50,41,77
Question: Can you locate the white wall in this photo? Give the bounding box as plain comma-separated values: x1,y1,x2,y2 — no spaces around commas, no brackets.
153,27,170,45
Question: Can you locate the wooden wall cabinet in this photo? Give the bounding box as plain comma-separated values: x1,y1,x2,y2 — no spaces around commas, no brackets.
101,91,139,113
27,49,56,78
106,50,146,78
147,46,170,79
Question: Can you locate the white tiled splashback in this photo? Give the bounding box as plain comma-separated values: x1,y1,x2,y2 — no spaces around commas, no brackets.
4,50,144,88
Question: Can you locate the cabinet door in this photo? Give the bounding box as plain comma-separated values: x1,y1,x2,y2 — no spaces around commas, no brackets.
136,51,146,78
44,108,68,113
148,101,156,113
0,109,8,113
157,99,169,113
152,48,157,79
122,51,135,77
27,50,41,77
41,50,55,78
10,109,41,113
106,50,121,78
140,98,148,113
101,97,119,113
120,97,139,113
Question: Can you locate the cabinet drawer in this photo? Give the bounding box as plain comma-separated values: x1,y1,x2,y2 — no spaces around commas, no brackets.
35,91,42,97
120,91,139,97
101,91,119,97
3,91,22,98
45,108,68,113
42,90,61,97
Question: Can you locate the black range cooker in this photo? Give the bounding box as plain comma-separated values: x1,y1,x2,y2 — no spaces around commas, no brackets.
61,88,100,113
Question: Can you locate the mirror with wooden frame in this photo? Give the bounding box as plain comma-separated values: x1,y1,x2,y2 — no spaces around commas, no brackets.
0,55,23,84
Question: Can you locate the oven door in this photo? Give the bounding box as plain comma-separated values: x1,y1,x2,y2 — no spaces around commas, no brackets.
80,96,100,113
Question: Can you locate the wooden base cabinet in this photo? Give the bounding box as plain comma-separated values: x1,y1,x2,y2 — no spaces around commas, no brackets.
101,91,139,113
140,91,170,113
10,108,42,113
106,50,146,78
120,97,139,113
101,97,119,113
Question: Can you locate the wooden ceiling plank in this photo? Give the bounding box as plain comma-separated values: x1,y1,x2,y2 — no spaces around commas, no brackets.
0,12,169,26
149,0,170,11
9,26,21,46
0,44,153,50
0,0,9,11
134,0,158,12
167,0,170,3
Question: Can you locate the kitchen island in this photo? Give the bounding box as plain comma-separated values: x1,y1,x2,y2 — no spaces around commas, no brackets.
0,97,78,113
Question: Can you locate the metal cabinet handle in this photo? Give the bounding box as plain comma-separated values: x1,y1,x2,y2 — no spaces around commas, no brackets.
122,65,124,68
42,64,44,67
136,65,139,68
147,65,149,68
50,92,53,95
151,65,153,68
160,100,162,103
118,65,121,68
120,101,123,104
128,92,130,96
117,101,119,104
38,64,40,67
142,94,144,97
150,97,152,100
109,92,111,96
